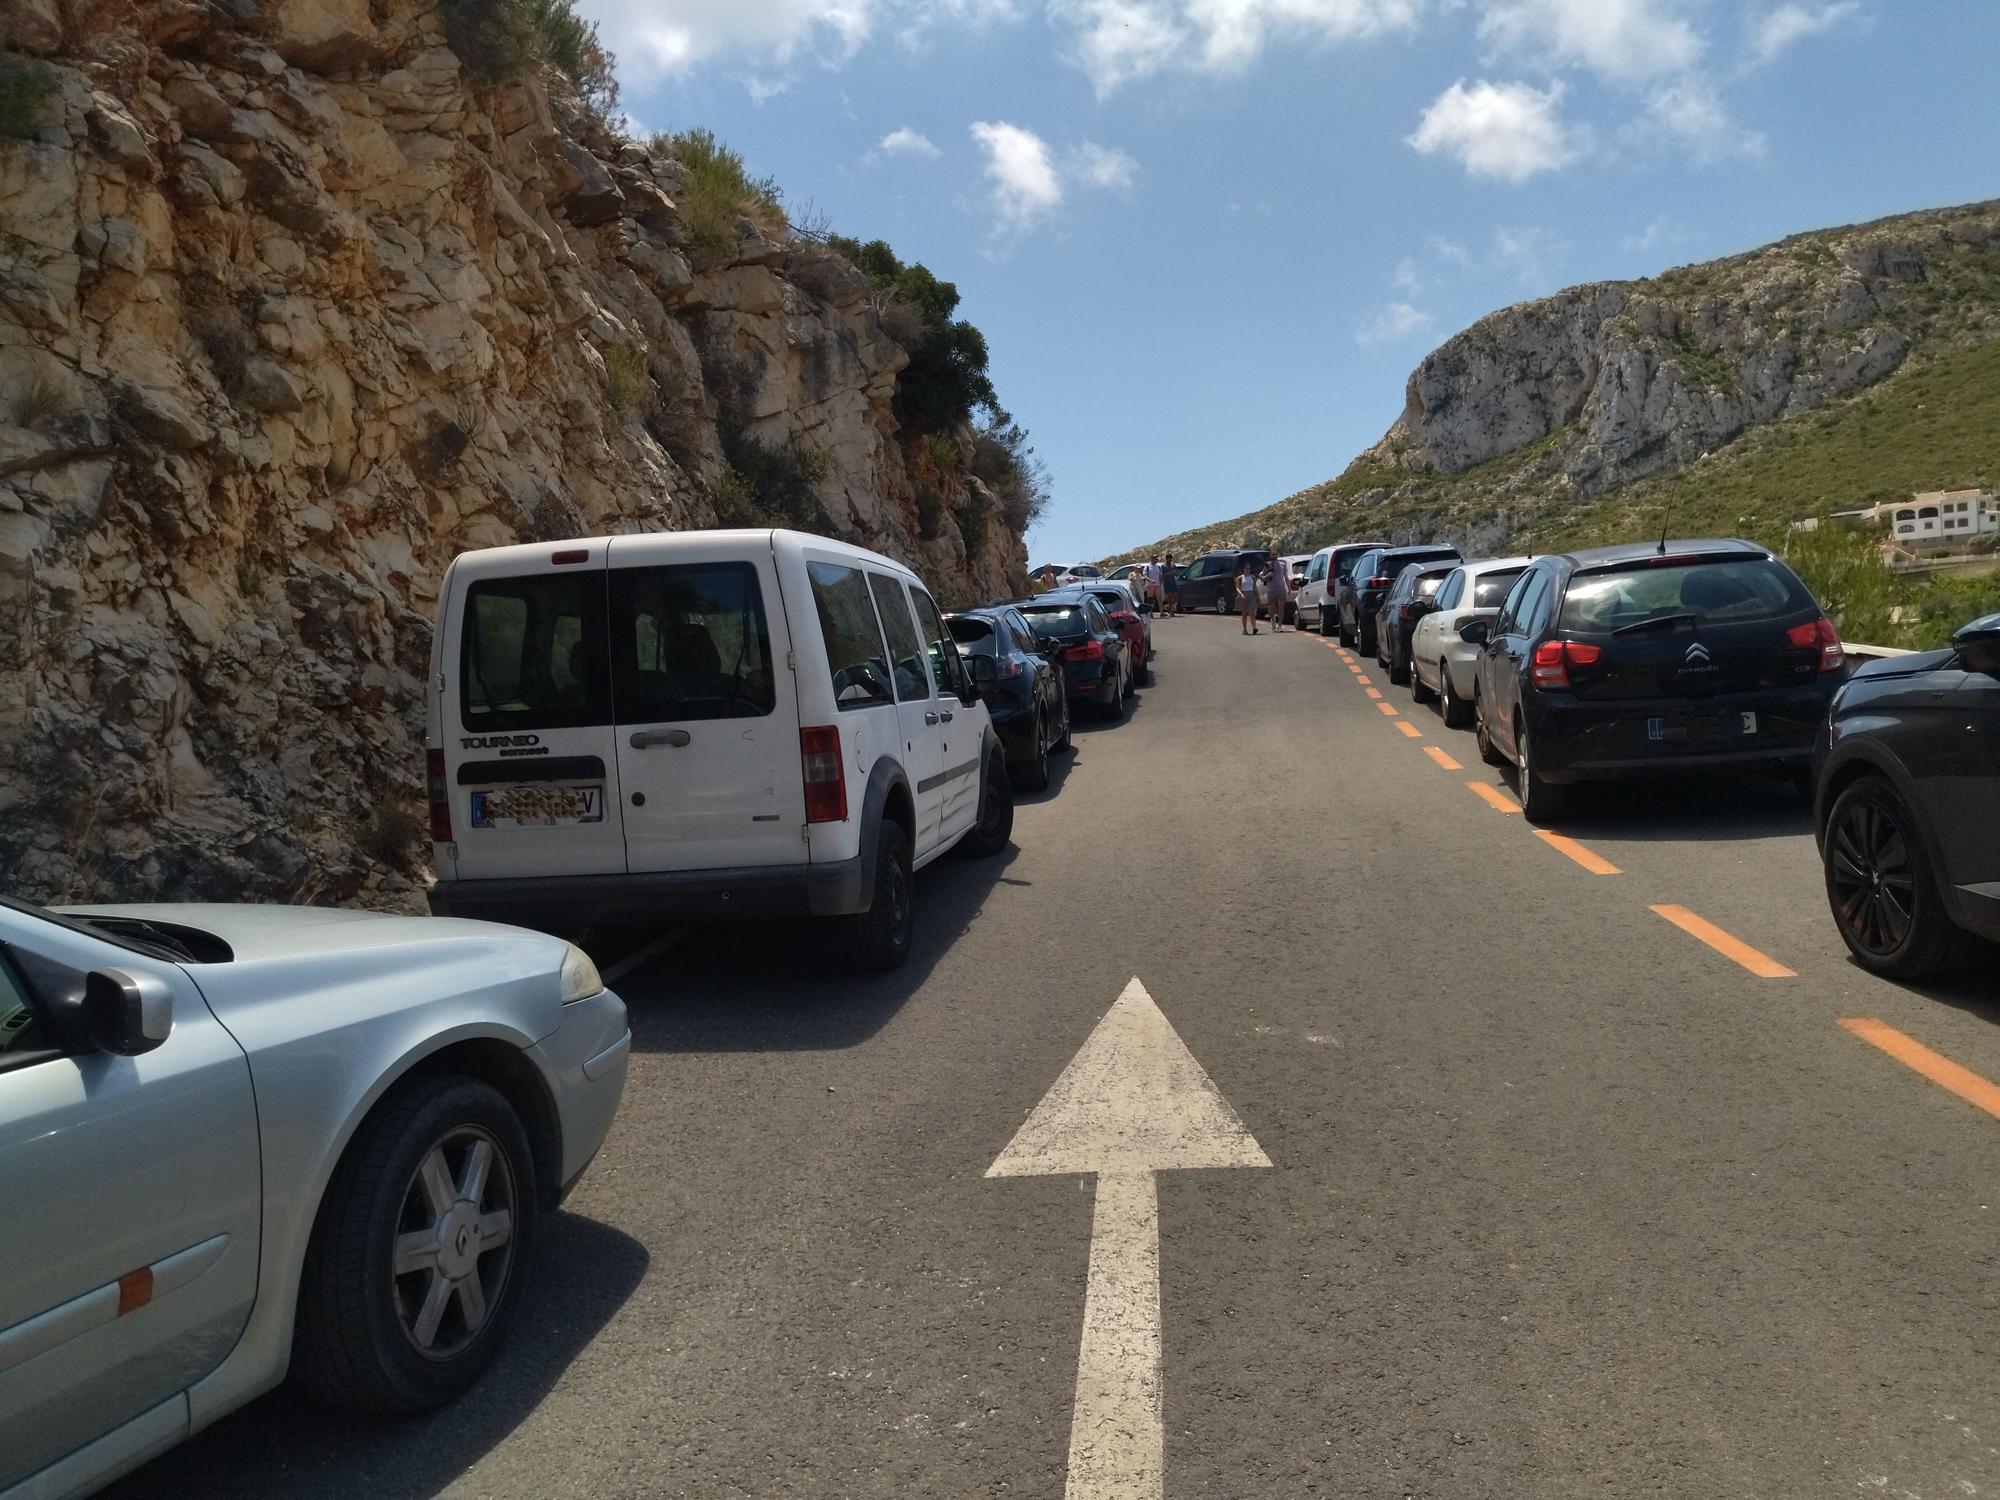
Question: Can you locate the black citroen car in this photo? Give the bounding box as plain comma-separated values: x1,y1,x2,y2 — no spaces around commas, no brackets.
1463,539,1847,821
948,604,1072,792
1811,612,2000,979
1376,557,1462,684
1338,544,1461,654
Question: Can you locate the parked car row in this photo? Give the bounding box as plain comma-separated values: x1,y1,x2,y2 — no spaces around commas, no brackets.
1329,530,1998,980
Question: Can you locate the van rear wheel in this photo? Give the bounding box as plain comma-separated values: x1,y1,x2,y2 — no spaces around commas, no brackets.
839,821,912,972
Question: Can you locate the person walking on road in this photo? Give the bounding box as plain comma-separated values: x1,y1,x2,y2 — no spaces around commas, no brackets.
1262,555,1289,633
1144,557,1165,612
1161,554,1180,617
1236,559,1260,635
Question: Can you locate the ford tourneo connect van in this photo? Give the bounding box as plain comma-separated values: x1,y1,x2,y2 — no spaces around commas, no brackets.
424,530,1014,970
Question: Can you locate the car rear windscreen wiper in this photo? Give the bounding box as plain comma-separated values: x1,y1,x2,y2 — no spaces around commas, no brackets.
1612,612,1701,636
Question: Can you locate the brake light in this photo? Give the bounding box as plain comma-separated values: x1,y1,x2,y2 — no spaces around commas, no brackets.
800,726,847,824
1065,639,1105,662
426,748,451,842
1400,604,1419,621
1784,615,1844,671
996,657,1024,678
1531,639,1601,689
1368,575,1394,588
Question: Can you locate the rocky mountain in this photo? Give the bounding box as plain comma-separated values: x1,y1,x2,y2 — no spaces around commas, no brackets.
0,0,1031,907
1125,200,2000,563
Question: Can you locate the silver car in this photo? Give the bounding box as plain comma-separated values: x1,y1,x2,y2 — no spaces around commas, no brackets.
1409,556,1535,726
0,899,630,1500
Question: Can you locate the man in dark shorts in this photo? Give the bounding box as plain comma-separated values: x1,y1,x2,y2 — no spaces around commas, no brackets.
1161,554,1180,616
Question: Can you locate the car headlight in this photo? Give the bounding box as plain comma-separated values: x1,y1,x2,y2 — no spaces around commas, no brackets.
560,943,604,1003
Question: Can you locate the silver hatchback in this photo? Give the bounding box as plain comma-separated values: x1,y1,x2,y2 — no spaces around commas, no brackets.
0,899,630,1500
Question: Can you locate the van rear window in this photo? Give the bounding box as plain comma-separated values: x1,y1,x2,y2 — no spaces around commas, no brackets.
1561,558,1814,633
460,574,610,732
611,562,775,722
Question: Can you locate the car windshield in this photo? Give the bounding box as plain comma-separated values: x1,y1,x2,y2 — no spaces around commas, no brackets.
1021,606,1089,637
1561,558,1813,633
1472,568,1527,607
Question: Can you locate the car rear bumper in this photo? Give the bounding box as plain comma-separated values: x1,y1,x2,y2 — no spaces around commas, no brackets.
429,856,871,928
988,705,1040,758
1527,689,1832,782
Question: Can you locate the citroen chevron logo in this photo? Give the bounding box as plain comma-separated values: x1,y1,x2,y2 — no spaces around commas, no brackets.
1685,643,1712,666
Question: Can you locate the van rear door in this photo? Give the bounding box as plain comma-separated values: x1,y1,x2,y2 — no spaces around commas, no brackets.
608,533,806,873
445,546,624,880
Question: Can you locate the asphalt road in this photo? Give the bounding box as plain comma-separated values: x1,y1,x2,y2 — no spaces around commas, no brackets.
113,612,2000,1500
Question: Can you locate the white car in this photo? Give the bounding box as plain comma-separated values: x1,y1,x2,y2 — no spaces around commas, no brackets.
1294,541,1387,637
0,898,629,1500
425,529,1015,971
1408,556,1535,726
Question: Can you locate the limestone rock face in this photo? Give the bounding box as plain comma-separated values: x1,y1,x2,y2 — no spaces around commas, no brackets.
0,0,1028,907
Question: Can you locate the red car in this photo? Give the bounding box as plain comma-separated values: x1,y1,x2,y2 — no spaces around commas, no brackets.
1078,582,1152,686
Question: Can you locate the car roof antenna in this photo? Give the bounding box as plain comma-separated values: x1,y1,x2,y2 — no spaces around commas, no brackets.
1656,511,1671,556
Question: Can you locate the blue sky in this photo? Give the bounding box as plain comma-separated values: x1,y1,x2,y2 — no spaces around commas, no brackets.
580,0,2000,565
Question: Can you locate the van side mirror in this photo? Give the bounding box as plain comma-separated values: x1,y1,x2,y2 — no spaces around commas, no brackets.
84,968,172,1056
1955,614,2000,674
1458,618,1491,646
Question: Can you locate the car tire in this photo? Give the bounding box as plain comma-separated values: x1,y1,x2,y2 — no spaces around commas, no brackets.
1338,614,1355,648
839,820,914,972
1318,606,1335,638
295,1075,539,1414
1439,663,1471,728
1515,720,1568,823
1474,688,1507,767
1054,704,1073,751
1012,714,1051,792
1105,670,1129,718
1823,777,1980,979
1410,657,1435,703
960,751,1015,858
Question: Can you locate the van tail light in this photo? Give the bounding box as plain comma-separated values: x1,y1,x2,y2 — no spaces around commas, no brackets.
1065,639,1104,662
800,726,848,824
1531,639,1601,690
1787,616,1844,672
426,749,452,842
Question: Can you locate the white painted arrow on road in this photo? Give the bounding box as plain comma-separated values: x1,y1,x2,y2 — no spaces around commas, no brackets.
988,978,1271,1500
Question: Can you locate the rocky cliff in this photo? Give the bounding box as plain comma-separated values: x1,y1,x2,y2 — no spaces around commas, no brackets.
0,0,1029,906
1127,200,2000,561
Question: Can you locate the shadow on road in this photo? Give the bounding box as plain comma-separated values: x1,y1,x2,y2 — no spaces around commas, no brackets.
1870,954,2000,1029
101,1214,648,1500
615,843,1022,1053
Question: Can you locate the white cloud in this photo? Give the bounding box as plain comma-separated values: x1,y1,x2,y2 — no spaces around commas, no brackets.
878,125,941,157
1408,79,1580,182
1357,301,1435,347
1489,222,1567,285
1054,0,1418,95
1748,1,1860,64
584,0,878,72
1073,141,1139,189
1479,0,1701,82
1640,80,1765,161
1427,234,1473,267
1392,256,1423,293
970,120,1065,225
1623,214,1688,253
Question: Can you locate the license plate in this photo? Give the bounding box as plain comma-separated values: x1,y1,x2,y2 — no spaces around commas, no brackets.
1740,711,1758,735
471,785,604,828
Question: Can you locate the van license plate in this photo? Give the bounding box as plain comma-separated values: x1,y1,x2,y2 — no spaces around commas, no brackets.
471,785,604,828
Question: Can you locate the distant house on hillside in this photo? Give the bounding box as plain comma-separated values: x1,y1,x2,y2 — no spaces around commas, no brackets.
1884,489,1997,546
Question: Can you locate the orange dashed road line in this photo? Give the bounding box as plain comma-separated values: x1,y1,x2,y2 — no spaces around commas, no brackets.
1423,745,1463,771
1533,829,1621,875
1394,722,1423,739
1365,687,1383,700
1650,905,1795,978
1354,673,1372,684
1839,1018,2000,1124
1467,782,1520,814
1376,701,1400,717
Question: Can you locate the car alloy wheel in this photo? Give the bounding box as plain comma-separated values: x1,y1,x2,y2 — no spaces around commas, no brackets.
1822,779,1976,978
1474,688,1506,766
392,1126,519,1361
1516,721,1567,822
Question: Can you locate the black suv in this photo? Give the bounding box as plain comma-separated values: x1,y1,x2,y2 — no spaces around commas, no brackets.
1811,612,2000,979
1463,539,1846,821
1174,549,1274,615
1376,558,1461,683
1338,545,1461,653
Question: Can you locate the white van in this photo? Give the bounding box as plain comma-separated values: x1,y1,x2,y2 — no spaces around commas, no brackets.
423,529,1014,970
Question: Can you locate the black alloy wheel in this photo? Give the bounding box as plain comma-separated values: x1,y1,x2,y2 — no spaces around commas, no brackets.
960,750,1016,857
1474,687,1507,766
1439,661,1471,728
1823,778,1978,979
1013,711,1051,792
1515,719,1567,823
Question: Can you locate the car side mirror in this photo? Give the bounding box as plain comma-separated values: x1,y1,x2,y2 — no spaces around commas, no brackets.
84,968,172,1056
1458,618,1490,645
1955,614,2000,674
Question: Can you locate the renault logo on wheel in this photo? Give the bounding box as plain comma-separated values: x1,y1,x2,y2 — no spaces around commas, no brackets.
1684,642,1712,666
